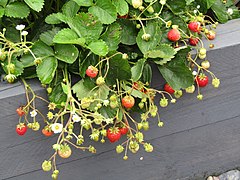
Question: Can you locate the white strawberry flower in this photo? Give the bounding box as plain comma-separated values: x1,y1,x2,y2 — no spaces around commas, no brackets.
72,114,81,122
197,5,200,9
51,123,63,134
227,8,233,15
192,71,198,76
30,110,37,117
21,31,28,36
16,24,25,31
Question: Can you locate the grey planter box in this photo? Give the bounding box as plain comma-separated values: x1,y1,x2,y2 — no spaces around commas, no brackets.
1,19,240,180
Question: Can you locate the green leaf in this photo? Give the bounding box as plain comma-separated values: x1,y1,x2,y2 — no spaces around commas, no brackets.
99,106,118,119
106,54,131,84
5,2,30,18
206,0,217,8
20,54,35,68
101,22,122,51
166,0,186,14
185,0,194,5
54,44,79,64
118,19,138,45
211,0,228,23
73,0,93,6
62,1,80,17
131,58,146,82
49,83,67,105
136,21,162,55
72,79,94,100
88,0,117,24
53,28,86,45
0,7,4,18
123,86,146,99
45,13,67,24
24,0,44,12
61,82,69,95
158,48,193,90
112,0,129,16
36,56,58,84
67,13,103,43
142,63,152,84
88,40,109,56
32,41,54,58
146,44,176,59
40,28,61,46
0,0,8,7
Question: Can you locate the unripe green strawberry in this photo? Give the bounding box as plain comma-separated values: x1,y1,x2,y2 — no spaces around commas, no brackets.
110,94,117,101
4,74,16,83
201,60,210,69
96,76,105,85
7,63,15,73
51,173,58,180
123,155,128,160
212,78,220,88
116,145,124,153
197,94,203,100
0,50,6,61
138,6,145,11
142,33,151,41
27,123,33,128
129,141,139,153
137,123,143,130
76,138,84,145
147,6,154,14
199,53,206,59
32,122,40,131
89,145,96,153
144,143,153,152
53,170,59,175
199,48,207,55
122,53,128,60
170,98,176,103
34,58,42,65
135,132,144,142
185,85,195,93
42,160,52,172
142,121,149,131
174,90,183,98
47,87,52,94
159,98,168,107
110,101,119,109
138,102,144,109
158,121,164,127
132,0,143,9
136,24,141,29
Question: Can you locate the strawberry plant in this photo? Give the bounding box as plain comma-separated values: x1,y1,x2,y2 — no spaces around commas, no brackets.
0,0,239,179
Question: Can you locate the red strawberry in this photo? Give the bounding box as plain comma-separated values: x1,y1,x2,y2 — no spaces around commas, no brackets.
188,22,201,32
189,37,199,46
167,29,181,42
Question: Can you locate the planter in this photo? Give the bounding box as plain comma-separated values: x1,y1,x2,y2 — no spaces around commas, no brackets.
1,19,240,180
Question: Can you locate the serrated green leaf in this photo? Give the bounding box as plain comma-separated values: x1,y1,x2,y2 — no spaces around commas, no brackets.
32,41,54,58
49,83,67,105
166,0,186,14
40,28,61,46
20,54,35,68
88,40,109,56
88,0,117,24
101,22,122,51
211,0,228,23
73,0,93,6
0,7,4,18
24,0,44,12
123,86,146,99
99,106,118,119
0,0,8,7
106,54,131,84
206,0,217,9
158,48,193,90
45,13,67,24
185,0,194,5
5,2,30,18
136,21,162,54
54,44,79,64
72,79,93,100
118,19,138,45
146,44,177,59
112,0,129,16
131,58,146,82
36,56,58,84
53,28,86,45
62,1,80,17
67,13,103,44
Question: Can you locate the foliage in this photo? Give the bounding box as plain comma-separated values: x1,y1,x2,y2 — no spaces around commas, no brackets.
0,0,239,179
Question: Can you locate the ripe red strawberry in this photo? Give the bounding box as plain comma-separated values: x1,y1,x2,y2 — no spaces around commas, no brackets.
196,74,209,87
164,83,175,94
188,22,201,32
16,123,28,136
189,37,199,46
167,29,181,42
107,127,121,143
119,126,128,135
86,65,98,78
122,95,135,109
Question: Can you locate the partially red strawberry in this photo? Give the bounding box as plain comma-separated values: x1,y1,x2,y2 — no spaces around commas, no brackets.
206,30,216,40
167,29,181,42
188,22,201,32
189,37,199,46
